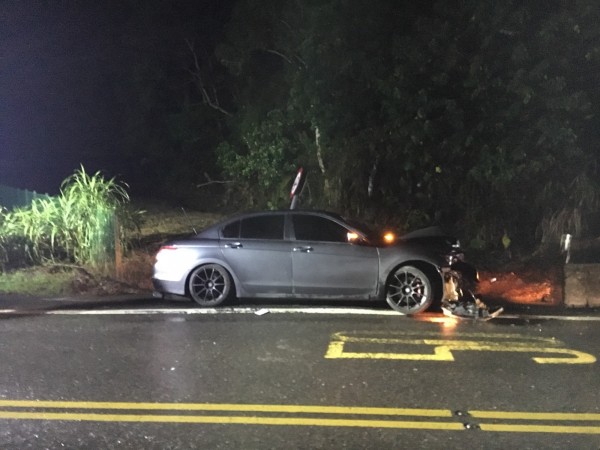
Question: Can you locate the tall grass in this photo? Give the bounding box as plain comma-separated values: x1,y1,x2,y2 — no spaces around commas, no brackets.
538,174,600,250
0,166,141,272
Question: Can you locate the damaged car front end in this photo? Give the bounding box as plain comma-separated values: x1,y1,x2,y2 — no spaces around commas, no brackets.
399,226,500,319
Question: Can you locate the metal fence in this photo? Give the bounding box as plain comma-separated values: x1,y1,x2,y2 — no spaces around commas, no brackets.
0,184,51,210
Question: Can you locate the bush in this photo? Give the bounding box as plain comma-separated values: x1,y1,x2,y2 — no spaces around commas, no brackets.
0,233,35,271
0,166,142,272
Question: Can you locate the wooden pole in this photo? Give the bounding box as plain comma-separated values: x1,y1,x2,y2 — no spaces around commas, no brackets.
114,214,123,279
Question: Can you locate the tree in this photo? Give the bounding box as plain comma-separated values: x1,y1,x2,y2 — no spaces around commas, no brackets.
113,0,235,204
215,0,600,251
374,0,600,248
216,0,407,209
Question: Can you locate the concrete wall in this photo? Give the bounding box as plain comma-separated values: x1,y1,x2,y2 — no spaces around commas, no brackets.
564,264,600,307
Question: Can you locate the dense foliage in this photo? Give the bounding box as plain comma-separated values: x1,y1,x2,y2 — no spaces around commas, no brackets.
211,0,600,252
19,0,599,254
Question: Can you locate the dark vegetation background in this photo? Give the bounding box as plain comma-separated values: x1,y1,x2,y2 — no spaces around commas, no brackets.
3,0,600,259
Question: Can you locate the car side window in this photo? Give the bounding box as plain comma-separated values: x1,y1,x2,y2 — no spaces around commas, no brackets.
293,215,348,243
221,220,241,238
240,215,284,240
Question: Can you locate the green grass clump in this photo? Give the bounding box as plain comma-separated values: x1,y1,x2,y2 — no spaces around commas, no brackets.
0,166,141,272
0,267,76,297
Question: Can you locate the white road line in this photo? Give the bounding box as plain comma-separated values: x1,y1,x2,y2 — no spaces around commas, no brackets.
0,307,599,321
499,313,600,321
0,307,401,316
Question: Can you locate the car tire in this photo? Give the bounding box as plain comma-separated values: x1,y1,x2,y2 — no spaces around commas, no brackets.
385,265,434,315
188,264,232,306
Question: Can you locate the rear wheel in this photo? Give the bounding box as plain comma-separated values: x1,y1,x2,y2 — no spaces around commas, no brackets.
188,264,232,306
385,265,433,315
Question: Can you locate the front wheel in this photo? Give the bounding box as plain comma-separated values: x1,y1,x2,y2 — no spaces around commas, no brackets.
188,264,232,306
385,265,434,315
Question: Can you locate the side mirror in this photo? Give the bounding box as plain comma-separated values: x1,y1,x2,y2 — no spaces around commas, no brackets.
347,232,372,246
347,232,360,243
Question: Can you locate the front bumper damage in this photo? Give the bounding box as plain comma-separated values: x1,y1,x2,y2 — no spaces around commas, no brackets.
442,261,503,320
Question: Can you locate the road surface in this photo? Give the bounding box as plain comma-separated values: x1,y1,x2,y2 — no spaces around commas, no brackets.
0,295,599,448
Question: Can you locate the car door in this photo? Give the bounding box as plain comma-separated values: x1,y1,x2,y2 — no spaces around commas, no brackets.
219,214,293,296
291,213,379,297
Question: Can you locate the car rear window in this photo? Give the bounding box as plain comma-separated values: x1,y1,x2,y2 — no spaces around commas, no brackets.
222,220,241,238
240,215,284,240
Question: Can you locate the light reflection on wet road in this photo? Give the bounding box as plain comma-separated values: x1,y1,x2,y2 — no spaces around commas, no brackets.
0,298,599,448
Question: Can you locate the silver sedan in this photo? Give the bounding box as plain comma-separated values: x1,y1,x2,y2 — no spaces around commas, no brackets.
152,210,469,315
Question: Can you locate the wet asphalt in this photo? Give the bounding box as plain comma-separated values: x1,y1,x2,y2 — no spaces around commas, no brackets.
0,294,599,449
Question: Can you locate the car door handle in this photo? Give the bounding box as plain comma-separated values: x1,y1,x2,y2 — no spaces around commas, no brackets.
224,242,243,249
293,246,313,253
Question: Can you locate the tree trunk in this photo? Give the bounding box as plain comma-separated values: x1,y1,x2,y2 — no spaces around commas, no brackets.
315,126,332,205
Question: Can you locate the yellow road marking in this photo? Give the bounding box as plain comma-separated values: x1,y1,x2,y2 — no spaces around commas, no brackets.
0,411,463,430
480,424,600,434
329,330,565,343
325,332,596,364
470,411,600,421
1,400,600,434
0,400,449,417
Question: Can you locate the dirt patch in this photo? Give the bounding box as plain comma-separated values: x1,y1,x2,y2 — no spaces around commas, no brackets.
69,266,148,296
118,250,156,291
477,265,562,306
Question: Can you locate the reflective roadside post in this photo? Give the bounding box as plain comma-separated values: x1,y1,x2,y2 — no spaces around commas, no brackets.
290,167,307,210
560,233,572,264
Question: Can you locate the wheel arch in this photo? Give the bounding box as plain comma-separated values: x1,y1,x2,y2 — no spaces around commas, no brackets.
184,260,239,299
383,260,444,305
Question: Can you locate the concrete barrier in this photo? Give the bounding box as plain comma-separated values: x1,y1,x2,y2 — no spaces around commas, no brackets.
564,264,600,307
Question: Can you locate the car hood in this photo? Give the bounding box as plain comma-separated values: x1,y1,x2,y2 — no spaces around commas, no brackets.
400,226,446,240
398,226,460,253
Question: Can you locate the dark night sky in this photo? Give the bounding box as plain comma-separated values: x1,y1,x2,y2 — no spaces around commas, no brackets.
1,2,123,193
1,0,229,195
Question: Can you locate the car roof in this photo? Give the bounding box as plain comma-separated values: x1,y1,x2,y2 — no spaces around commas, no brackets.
194,209,348,239
222,209,343,220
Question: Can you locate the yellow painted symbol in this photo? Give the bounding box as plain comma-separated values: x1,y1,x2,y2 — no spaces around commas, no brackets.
324,331,596,364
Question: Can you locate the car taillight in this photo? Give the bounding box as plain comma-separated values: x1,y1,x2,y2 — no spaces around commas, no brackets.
156,245,178,260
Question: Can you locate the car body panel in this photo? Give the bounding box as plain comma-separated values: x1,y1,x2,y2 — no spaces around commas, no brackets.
219,239,293,295
152,210,466,309
292,241,379,297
